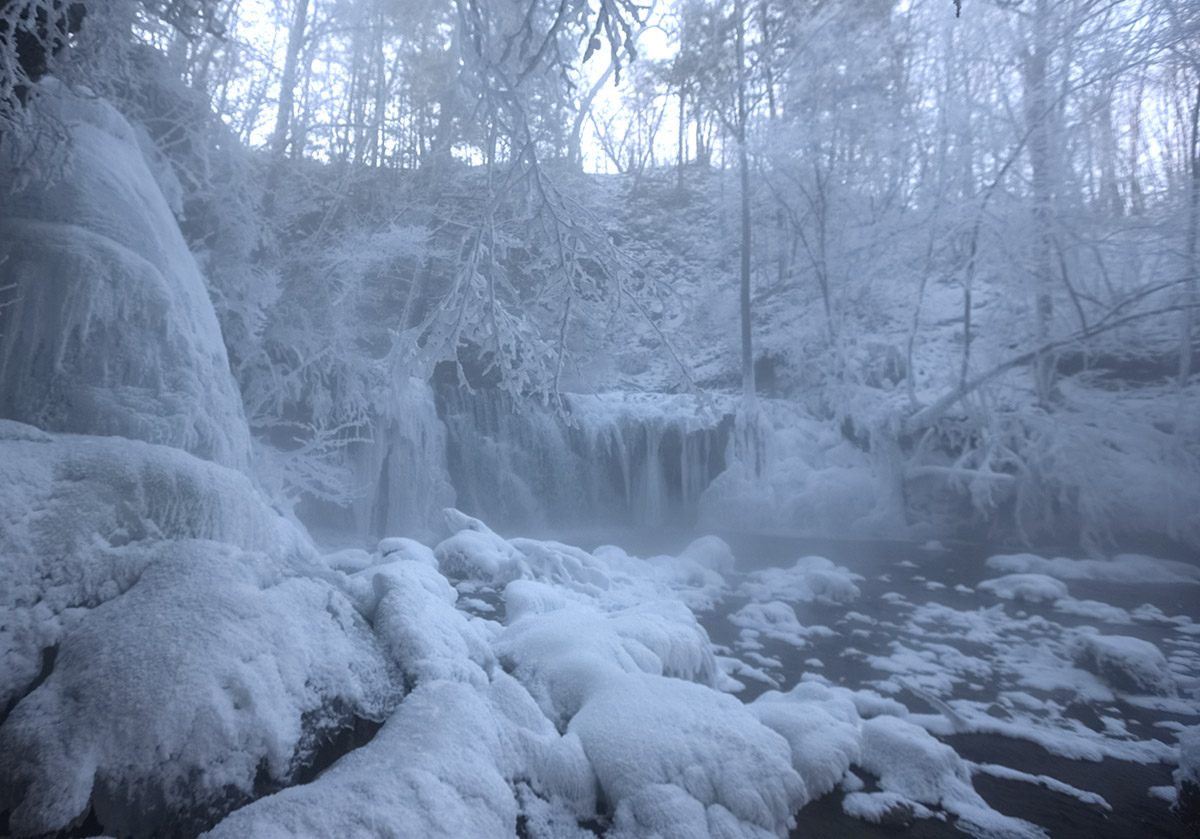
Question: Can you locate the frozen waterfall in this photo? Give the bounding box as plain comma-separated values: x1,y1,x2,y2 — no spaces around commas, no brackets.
435,388,734,532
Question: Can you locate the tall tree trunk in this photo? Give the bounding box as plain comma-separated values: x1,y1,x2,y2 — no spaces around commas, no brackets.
759,0,776,121
1181,81,1199,391
568,59,616,169
735,0,755,407
1024,0,1055,405
270,0,309,159
676,83,687,190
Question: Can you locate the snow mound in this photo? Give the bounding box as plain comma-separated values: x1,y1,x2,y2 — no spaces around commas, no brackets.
0,541,398,837
201,678,540,839
0,432,305,713
362,559,496,689
858,716,1046,838
987,553,1200,585
841,791,931,826
1176,726,1200,828
750,683,863,805
739,556,862,605
496,597,719,725
434,510,611,592
730,601,833,647
1068,632,1177,696
679,535,737,573
0,84,251,471
978,573,1069,604
570,673,806,839
377,536,438,566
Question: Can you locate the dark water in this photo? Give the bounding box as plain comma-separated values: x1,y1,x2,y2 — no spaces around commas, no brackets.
539,527,1197,839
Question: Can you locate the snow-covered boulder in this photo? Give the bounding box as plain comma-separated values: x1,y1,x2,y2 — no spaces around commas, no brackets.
200,679,529,839
377,536,438,566
1068,632,1177,696
978,573,1069,604
739,556,862,605
569,673,807,839
1176,726,1200,830
496,598,719,725
0,83,252,471
0,429,305,713
749,682,862,805
857,716,1043,837
0,541,399,838
362,559,496,689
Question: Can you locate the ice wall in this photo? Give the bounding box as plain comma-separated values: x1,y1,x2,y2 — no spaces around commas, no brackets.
0,83,252,472
346,375,455,541
435,388,733,531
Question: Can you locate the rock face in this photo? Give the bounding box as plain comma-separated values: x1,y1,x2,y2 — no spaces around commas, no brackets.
0,83,252,472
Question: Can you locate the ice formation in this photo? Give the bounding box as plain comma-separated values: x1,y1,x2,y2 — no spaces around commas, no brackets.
437,388,732,529
0,84,252,472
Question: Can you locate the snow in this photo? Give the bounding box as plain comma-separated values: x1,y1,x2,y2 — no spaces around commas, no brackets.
738,556,862,605
841,791,934,825
978,573,1069,604
570,673,805,839
0,428,306,714
201,679,532,839
969,762,1110,810
858,716,1046,838
1068,632,1178,696
987,552,1200,585
0,84,252,472
730,601,819,647
0,541,398,837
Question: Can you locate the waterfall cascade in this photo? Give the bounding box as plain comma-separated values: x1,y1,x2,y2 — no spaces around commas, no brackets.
344,376,456,541
436,388,734,531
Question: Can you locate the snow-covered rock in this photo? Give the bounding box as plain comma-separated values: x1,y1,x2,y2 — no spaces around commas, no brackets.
570,673,806,839
200,678,543,839
739,556,862,605
1176,726,1200,830
0,84,252,471
0,429,305,713
978,573,1069,604
987,553,1200,585
0,541,398,837
1068,632,1177,696
858,716,1045,838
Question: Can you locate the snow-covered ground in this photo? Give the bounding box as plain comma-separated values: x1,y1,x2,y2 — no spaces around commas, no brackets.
7,488,1194,837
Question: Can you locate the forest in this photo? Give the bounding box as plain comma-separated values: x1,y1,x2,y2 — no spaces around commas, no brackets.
1,0,1199,837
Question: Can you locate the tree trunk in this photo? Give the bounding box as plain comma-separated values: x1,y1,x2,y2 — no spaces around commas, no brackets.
1181,81,1199,390
1024,0,1055,405
270,0,309,159
735,0,755,407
